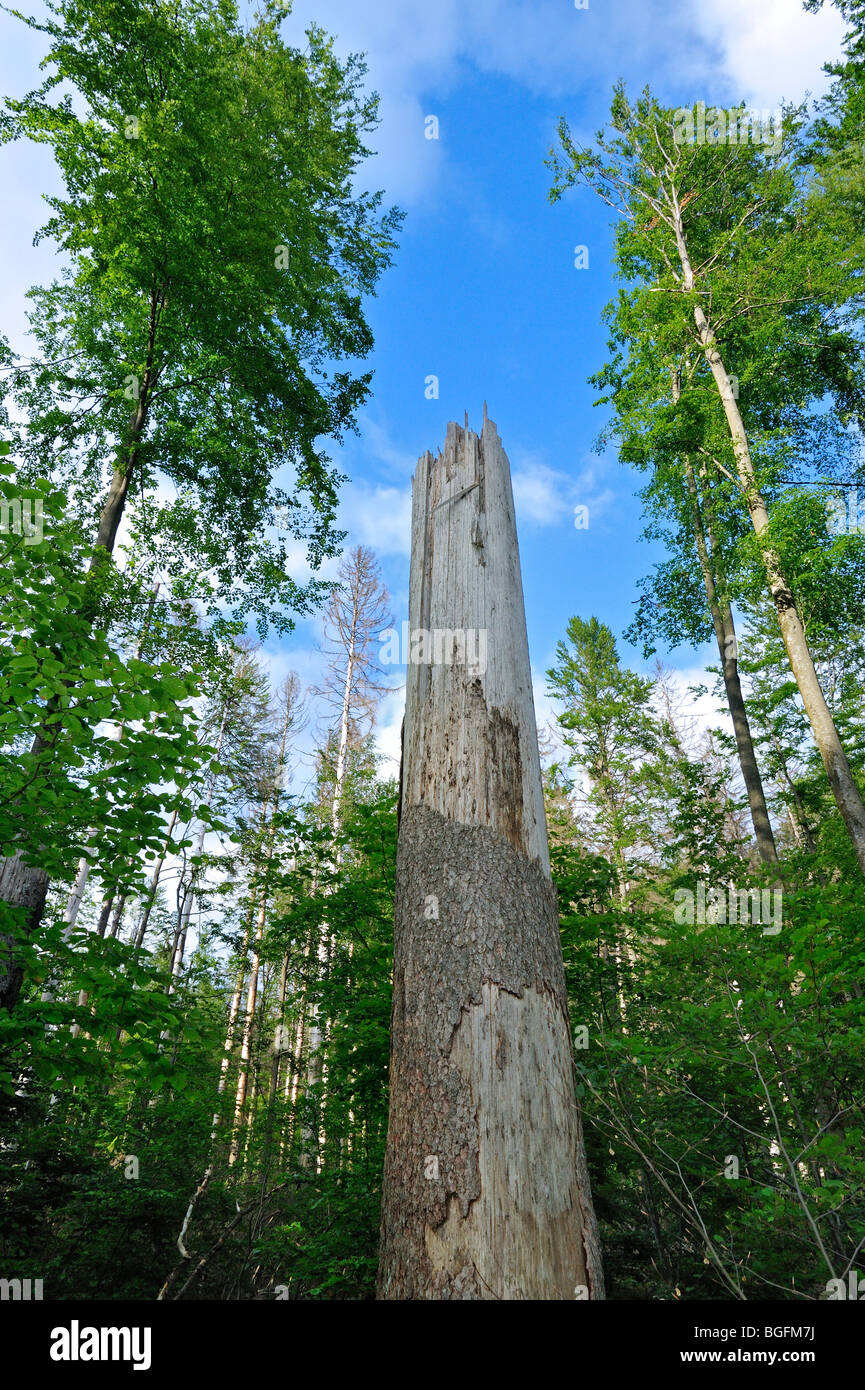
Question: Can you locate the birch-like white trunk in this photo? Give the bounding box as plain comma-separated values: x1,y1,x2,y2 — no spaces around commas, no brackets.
302,619,356,1167
168,706,229,989
670,203,865,876
228,693,296,1163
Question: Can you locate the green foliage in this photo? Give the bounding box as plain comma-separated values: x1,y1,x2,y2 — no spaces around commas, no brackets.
549,611,865,1301
4,0,865,1311
1,0,402,634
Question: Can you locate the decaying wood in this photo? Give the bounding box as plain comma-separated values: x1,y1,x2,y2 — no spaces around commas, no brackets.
378,411,604,1300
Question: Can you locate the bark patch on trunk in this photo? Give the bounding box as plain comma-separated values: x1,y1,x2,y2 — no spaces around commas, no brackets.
380,803,598,1300
0,851,50,1011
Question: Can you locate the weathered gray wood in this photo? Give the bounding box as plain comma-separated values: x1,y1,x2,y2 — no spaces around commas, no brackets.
378,411,604,1300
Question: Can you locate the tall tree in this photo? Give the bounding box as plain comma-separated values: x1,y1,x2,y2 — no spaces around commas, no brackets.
301,545,391,1165
0,0,400,1000
549,85,865,875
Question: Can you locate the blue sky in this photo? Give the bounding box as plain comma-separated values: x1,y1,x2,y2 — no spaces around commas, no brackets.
0,0,848,782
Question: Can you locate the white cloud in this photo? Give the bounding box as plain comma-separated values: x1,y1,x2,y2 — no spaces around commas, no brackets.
511,451,618,529
340,480,413,555
274,1,682,204
359,417,414,474
277,0,461,206
687,0,846,107
274,538,342,588
372,683,406,776
276,0,845,207
281,0,687,102
531,667,563,757
512,458,574,525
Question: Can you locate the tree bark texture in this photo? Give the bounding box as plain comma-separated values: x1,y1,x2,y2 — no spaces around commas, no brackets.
378,412,604,1300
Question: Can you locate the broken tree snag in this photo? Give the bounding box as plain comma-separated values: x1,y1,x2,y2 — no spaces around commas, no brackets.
377,412,604,1301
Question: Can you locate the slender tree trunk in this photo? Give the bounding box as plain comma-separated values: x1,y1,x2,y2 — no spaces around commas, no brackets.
331,629,355,837
68,890,117,1038
158,910,252,1297
670,205,865,876
168,707,229,989
378,412,604,1300
763,723,817,854
228,891,265,1167
681,451,777,861
228,692,296,1163
300,908,327,1169
301,583,360,1164
107,893,128,940
300,547,389,1163
269,954,290,1103
284,980,309,1162
62,855,94,937
132,809,179,949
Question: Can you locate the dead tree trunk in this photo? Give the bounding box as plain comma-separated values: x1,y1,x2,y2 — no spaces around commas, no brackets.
377,410,604,1301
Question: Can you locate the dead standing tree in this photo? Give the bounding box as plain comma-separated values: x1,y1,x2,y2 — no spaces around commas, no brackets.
378,409,604,1300
300,546,391,1166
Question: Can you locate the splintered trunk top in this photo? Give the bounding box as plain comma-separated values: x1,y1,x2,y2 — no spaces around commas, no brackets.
378,412,603,1300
